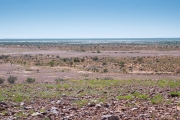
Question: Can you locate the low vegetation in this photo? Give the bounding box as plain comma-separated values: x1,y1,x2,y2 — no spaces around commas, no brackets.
2,53,180,74
0,78,180,119
7,76,18,84
26,77,36,83
0,77,5,84
1,79,180,104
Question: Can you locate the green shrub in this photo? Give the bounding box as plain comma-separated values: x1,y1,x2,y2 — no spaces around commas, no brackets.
103,69,108,73
74,58,80,62
7,76,17,84
63,58,68,62
116,94,134,100
151,94,164,104
48,61,54,67
102,62,107,65
119,61,125,67
170,92,180,97
92,56,98,61
133,92,149,100
0,77,5,84
81,58,85,62
137,57,143,63
55,78,66,83
103,77,113,80
26,77,36,83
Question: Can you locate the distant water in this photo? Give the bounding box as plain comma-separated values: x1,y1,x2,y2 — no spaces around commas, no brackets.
0,38,180,45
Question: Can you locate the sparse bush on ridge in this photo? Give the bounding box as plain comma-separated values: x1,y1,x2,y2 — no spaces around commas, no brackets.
103,77,113,80
7,76,17,84
92,56,98,61
0,77,5,84
81,58,85,62
48,61,54,67
63,58,68,62
55,78,66,83
26,77,36,83
103,69,108,73
102,62,107,65
0,54,9,59
74,57,80,62
119,61,125,67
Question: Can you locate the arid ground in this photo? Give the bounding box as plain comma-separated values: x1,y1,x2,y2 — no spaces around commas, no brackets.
0,44,180,119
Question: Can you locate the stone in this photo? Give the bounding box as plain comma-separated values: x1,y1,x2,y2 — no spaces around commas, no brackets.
31,112,42,116
104,103,110,108
50,107,59,114
88,102,96,107
101,115,119,120
56,100,62,104
95,104,101,108
0,102,7,106
177,106,180,111
24,106,33,110
130,108,138,111
69,107,77,110
20,102,25,106
62,94,66,97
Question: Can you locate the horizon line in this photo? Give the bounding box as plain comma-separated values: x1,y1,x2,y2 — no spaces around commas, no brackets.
1,37,180,39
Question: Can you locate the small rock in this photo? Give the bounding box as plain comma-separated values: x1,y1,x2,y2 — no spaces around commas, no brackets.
99,102,104,105
88,102,96,107
0,102,7,106
62,94,66,97
40,111,47,115
177,106,180,111
51,101,55,104
101,115,119,120
56,100,62,104
110,111,113,114
69,114,74,117
69,107,77,110
63,116,70,120
31,112,42,116
104,103,110,108
119,112,125,117
24,106,33,110
0,106,5,111
130,108,138,111
20,102,25,106
50,107,59,114
96,104,101,108
138,114,148,117
77,89,84,94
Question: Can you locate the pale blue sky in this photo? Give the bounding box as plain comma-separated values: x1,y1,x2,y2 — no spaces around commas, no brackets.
0,0,180,38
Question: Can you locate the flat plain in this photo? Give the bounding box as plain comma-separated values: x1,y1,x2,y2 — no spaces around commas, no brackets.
0,44,180,119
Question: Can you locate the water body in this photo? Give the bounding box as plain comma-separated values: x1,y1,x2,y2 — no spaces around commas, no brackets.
0,38,180,45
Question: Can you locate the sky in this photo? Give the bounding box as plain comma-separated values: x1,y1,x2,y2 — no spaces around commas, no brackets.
0,0,180,38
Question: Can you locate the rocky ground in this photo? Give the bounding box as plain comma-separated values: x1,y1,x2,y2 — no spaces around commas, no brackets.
0,79,180,120
0,44,180,119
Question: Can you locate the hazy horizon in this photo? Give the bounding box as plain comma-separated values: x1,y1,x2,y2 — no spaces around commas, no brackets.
1,37,180,39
